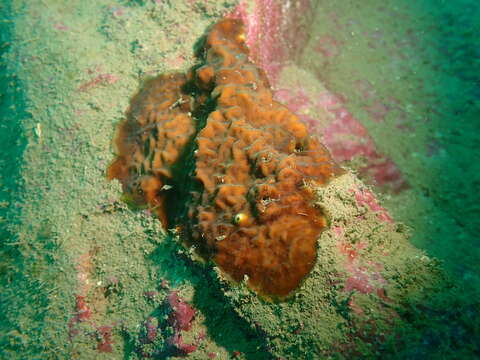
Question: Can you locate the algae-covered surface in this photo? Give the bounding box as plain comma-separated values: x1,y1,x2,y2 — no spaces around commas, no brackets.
295,0,480,295
0,1,261,358
0,0,479,359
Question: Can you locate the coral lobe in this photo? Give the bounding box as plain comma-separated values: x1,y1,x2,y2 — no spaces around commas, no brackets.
107,73,195,225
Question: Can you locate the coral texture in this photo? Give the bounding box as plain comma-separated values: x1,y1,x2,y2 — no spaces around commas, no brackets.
187,19,344,298
107,73,195,225
109,19,343,299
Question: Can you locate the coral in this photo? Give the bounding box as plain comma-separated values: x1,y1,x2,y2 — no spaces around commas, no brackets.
107,73,195,225
231,2,409,194
187,19,343,298
108,19,343,299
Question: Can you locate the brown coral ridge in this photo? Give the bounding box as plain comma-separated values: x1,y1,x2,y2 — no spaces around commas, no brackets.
107,73,195,226
108,19,343,300
188,19,344,299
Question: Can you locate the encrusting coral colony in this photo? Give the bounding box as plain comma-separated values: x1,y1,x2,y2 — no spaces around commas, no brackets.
108,19,343,299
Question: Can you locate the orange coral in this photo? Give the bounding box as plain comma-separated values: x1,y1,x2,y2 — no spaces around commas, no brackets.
108,19,343,299
187,19,343,298
108,74,195,225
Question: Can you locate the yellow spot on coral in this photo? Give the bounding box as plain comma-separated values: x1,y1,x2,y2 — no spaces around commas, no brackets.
233,212,248,226
236,32,245,43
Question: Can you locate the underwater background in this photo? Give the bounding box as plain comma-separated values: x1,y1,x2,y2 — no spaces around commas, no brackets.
0,0,478,359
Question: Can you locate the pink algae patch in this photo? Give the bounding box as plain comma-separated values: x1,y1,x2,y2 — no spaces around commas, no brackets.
78,73,118,92
352,187,392,223
166,292,199,355
145,317,158,343
74,295,92,321
53,22,69,31
319,92,408,193
274,88,312,113
337,241,387,295
314,35,343,58
229,0,311,85
97,325,114,353
168,333,198,355
334,223,387,298
167,292,196,331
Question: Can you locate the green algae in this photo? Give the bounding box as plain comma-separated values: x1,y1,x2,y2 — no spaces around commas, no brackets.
0,0,267,358
296,0,480,295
